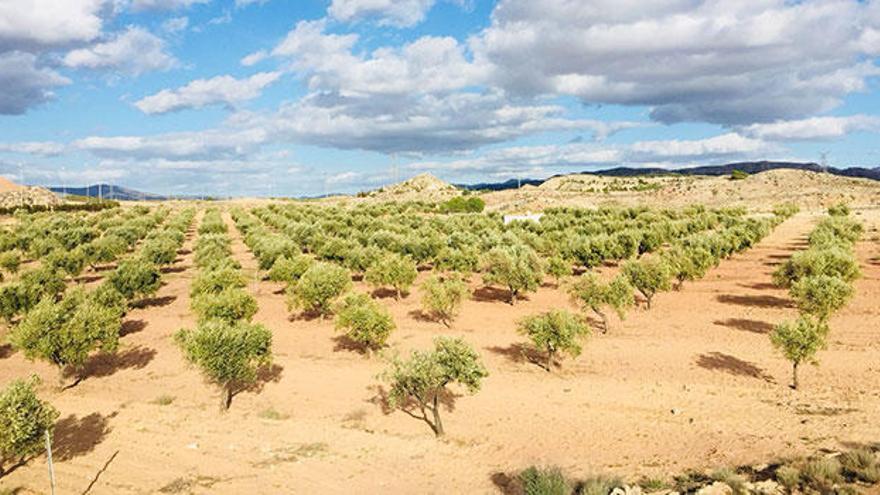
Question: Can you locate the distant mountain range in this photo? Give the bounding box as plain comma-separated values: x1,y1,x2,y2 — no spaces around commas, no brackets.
459,161,880,191
48,184,170,201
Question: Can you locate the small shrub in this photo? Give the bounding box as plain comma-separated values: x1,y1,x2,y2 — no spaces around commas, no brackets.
622,256,672,309
287,262,352,317
267,255,313,284
770,316,827,390
175,320,273,410
775,465,802,491
0,251,21,276
365,252,418,299
334,293,395,353
730,169,749,181
190,267,247,299
802,457,842,493
152,394,176,406
517,310,591,371
575,475,624,495
382,337,487,436
547,255,572,284
518,466,570,495
841,448,880,483
192,288,258,324
0,376,59,475
827,202,851,217
108,256,162,302
420,274,469,326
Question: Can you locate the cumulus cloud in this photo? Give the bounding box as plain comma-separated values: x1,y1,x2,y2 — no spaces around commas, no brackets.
740,115,880,141
134,71,281,114
130,0,210,11
328,0,436,27
240,50,268,66
272,19,486,95
474,0,880,125
0,52,70,115
0,0,106,50
74,127,268,160
63,26,177,75
161,16,189,33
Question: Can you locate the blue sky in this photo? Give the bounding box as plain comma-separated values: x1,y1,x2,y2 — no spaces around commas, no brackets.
1,0,879,196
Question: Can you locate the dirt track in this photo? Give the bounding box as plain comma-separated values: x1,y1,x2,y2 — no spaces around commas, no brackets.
1,209,878,494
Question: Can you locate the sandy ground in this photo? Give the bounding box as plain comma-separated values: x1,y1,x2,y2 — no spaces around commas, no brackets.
0,208,879,494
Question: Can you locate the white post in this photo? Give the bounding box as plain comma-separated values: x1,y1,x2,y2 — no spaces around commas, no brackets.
45,430,56,495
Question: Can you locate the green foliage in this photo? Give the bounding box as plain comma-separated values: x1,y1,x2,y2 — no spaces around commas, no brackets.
772,202,800,219
140,236,179,266
0,268,67,322
802,457,843,493
108,256,162,301
809,216,863,247
198,209,228,235
9,289,122,384
841,448,880,483
663,245,715,289
0,251,21,276
827,202,851,217
790,274,853,322
568,274,634,332
420,274,469,326
518,466,570,495
434,246,479,273
440,196,485,213
267,255,313,284
730,169,749,181
0,376,59,473
776,465,802,490
365,252,418,299
45,247,87,277
334,292,395,352
622,256,672,309
517,310,591,371
175,319,273,410
287,262,352,316
190,266,247,299
193,287,258,324
770,316,827,390
84,235,127,267
481,244,544,304
546,255,572,283
383,337,487,436
773,246,860,288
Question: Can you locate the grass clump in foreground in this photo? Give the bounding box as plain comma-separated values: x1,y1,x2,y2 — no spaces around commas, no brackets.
505,445,880,494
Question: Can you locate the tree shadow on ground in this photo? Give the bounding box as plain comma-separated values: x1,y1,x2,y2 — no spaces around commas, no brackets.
696,352,774,383
408,309,440,324
288,310,324,322
485,343,554,371
490,471,523,495
79,346,157,380
472,286,523,304
240,363,284,396
177,249,192,256
160,266,186,275
331,334,383,356
716,294,791,308
75,274,104,284
53,412,116,461
0,343,13,359
370,287,400,299
120,319,147,337
132,295,177,309
368,384,461,434
714,318,775,334
738,282,779,291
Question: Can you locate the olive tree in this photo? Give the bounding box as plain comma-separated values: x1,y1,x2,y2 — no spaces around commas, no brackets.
770,316,827,390
517,310,591,371
382,337,488,437
140,236,179,266
481,244,544,304
84,235,127,269
546,255,573,285
773,247,860,288
365,252,418,299
108,256,162,302
568,274,634,333
622,257,672,309
286,262,352,317
663,245,715,290
334,292,395,353
0,376,59,476
267,254,313,285
420,274,469,327
190,266,247,299
193,288,258,324
790,274,853,323
9,289,122,387
175,320,273,410
0,251,21,278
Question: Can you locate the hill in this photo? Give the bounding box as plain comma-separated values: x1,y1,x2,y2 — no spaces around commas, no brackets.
364,173,459,201
48,184,168,201
0,175,61,209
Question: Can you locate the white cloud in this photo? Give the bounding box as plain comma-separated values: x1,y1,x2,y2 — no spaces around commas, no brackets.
63,26,178,75
0,141,66,156
234,0,268,6
740,115,880,141
474,0,880,125
161,16,189,34
240,50,268,66
134,71,281,114
0,0,106,49
328,0,436,28
130,0,210,11
628,133,775,161
0,51,70,115
271,19,486,95
74,127,268,160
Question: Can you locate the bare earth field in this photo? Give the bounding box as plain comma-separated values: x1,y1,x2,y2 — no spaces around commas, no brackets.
1,203,879,494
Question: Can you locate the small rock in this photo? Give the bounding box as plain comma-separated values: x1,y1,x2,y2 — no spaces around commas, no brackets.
696,482,732,495
186,442,199,450
611,486,642,495
671,408,681,415
752,480,784,495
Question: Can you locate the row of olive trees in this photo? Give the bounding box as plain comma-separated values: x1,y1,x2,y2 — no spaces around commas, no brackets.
6,208,194,389
770,204,861,390
177,209,273,410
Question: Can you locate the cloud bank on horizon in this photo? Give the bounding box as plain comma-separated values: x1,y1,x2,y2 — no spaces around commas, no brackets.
0,0,878,196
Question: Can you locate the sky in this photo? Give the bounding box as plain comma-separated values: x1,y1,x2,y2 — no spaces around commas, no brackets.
1,0,879,197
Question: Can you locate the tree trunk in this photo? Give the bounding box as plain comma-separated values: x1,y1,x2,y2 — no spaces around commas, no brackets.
792,362,799,390
645,293,653,310
509,288,517,305
595,308,608,334
223,387,234,410
545,349,554,372
431,395,444,437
